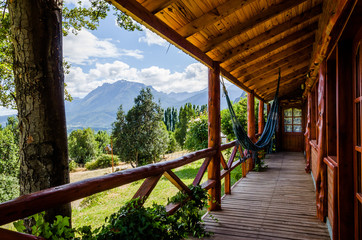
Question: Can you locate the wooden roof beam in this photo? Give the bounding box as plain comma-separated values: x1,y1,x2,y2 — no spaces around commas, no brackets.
210,4,321,59
234,43,313,78
225,26,317,73
263,80,304,100
250,66,309,90
247,63,309,91
201,0,310,53
242,54,311,84
176,0,258,38
147,0,179,14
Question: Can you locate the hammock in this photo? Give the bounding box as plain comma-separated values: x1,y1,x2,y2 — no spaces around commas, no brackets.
222,70,280,153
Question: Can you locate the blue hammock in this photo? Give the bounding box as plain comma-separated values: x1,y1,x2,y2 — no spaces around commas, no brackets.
222,70,280,153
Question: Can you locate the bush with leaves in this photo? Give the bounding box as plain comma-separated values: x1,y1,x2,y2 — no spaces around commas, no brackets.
14,186,211,240
184,114,208,151
0,117,19,202
85,154,119,170
14,212,75,240
68,128,99,164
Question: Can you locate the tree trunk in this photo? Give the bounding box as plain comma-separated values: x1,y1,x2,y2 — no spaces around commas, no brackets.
9,0,71,222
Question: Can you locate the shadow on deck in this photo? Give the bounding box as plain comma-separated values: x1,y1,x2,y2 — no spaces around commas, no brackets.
202,152,330,240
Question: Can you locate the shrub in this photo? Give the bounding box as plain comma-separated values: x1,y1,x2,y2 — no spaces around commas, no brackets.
0,174,19,202
85,154,119,170
69,160,78,172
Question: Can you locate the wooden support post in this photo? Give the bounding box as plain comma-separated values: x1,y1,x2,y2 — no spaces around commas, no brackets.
336,40,354,239
258,100,265,135
267,103,271,115
208,61,221,210
247,92,256,169
225,171,231,195
247,91,256,142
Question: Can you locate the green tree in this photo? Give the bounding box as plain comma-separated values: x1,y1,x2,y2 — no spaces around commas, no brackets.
184,114,208,151
221,97,248,141
95,130,110,154
174,103,196,147
112,88,168,167
68,128,99,164
0,119,19,202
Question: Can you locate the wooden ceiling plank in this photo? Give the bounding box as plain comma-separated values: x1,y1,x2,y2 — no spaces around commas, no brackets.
225,24,317,73
149,0,179,14
213,5,321,62
234,41,314,78
262,80,304,100
245,61,310,90
242,54,311,84
110,0,214,68
249,66,309,90
177,0,258,37
201,0,310,53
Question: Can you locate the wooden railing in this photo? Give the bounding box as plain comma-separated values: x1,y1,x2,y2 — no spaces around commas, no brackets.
0,140,253,239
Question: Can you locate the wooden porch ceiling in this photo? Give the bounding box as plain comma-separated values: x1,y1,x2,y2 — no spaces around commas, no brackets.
110,0,325,102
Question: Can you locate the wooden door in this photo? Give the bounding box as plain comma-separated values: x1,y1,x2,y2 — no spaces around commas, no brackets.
354,34,362,240
282,107,304,152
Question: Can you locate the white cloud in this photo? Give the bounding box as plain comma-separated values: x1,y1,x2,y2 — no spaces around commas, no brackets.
0,107,17,116
65,0,91,8
139,27,168,47
65,61,208,98
64,29,143,65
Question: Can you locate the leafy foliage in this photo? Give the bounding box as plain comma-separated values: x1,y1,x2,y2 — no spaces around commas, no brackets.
85,154,119,170
184,114,208,151
95,130,110,154
174,103,196,147
68,128,99,164
13,186,211,239
14,212,75,240
78,185,210,239
0,117,19,202
220,97,248,140
112,88,168,167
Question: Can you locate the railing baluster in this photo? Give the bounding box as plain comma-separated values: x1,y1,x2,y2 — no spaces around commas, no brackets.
193,157,211,186
133,174,163,205
163,170,191,194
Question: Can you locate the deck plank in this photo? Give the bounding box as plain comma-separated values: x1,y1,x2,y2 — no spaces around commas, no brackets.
200,152,330,240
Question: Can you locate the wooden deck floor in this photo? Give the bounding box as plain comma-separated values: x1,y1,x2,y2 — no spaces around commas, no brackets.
202,152,330,240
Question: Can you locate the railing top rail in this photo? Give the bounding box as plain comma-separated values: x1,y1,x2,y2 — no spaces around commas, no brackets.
0,147,219,225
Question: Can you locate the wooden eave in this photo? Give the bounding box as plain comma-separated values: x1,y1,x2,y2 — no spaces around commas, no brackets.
109,0,354,102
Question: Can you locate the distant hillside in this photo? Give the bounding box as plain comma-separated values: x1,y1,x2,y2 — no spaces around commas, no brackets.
65,80,244,131
1,80,245,132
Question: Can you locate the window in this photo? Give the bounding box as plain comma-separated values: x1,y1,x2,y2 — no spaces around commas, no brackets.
284,108,302,133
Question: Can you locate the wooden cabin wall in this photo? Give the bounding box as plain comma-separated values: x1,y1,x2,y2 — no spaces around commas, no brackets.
307,4,361,237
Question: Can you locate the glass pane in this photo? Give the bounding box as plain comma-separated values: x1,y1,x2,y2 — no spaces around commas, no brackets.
284,117,292,124
293,117,302,124
285,125,292,132
293,108,302,116
284,108,292,117
293,125,302,132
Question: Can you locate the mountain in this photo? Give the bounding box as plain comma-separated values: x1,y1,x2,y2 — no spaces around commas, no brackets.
1,80,244,132
65,80,245,131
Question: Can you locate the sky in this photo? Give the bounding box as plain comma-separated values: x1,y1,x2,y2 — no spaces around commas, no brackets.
0,2,234,116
